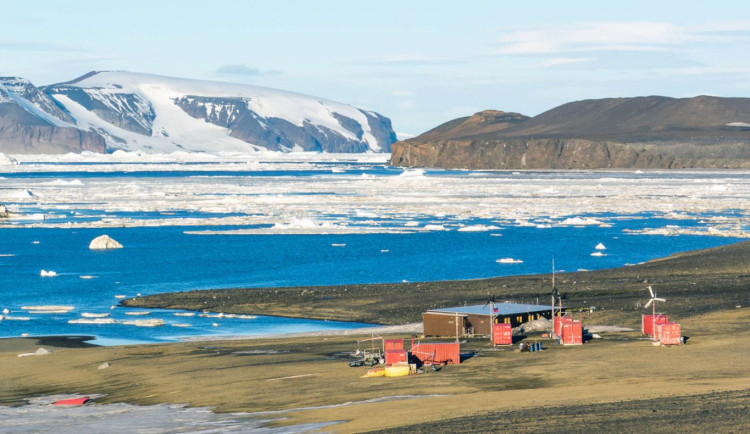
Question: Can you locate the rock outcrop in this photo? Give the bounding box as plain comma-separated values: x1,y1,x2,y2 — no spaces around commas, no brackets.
391,97,750,169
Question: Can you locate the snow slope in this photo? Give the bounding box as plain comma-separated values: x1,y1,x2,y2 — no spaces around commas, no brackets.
45,71,395,153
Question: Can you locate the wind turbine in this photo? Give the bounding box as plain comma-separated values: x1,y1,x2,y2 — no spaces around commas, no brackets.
644,286,666,341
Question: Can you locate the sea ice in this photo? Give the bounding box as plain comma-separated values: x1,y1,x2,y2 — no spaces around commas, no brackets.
39,270,57,277
496,258,523,264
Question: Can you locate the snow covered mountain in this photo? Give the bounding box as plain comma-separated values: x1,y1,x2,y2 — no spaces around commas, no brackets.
42,71,396,153
0,71,396,154
0,77,105,153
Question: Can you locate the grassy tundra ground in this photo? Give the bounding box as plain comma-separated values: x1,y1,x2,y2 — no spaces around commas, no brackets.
2,241,749,432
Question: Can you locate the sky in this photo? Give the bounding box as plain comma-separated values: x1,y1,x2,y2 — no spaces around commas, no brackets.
3,0,750,137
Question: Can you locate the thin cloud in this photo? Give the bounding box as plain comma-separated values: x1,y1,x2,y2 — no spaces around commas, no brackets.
0,41,84,52
215,64,281,76
355,54,470,66
492,21,750,55
539,57,593,68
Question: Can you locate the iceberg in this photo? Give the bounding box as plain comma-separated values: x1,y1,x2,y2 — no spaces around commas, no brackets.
39,270,58,277
89,235,123,250
496,258,523,264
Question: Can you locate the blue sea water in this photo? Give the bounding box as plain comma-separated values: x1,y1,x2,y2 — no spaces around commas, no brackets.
0,222,740,344
0,161,745,344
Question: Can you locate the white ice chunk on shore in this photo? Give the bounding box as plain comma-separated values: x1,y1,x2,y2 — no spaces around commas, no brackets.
89,235,123,250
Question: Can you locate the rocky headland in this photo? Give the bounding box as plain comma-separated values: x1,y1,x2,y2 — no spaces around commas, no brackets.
390,96,750,169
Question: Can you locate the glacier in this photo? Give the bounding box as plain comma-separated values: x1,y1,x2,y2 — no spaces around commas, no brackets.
42,71,396,153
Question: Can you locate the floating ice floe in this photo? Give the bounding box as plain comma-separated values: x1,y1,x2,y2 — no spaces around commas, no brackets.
457,224,500,232
120,319,165,327
590,252,607,257
173,312,195,317
423,224,447,231
114,295,126,299
595,243,606,250
3,316,31,321
559,217,605,226
79,275,96,279
331,243,346,247
124,311,151,316
171,323,191,327
22,305,74,312
496,258,523,264
81,312,110,318
68,318,116,325
40,270,57,277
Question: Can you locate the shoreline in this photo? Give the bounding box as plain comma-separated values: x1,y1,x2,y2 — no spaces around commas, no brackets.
123,239,750,328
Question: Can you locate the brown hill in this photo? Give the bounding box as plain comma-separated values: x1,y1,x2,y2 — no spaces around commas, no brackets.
390,96,750,169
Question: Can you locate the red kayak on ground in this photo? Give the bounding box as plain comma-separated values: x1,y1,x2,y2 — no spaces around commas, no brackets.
53,397,90,406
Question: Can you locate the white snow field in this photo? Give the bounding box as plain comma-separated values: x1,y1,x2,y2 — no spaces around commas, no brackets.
1,152,750,237
47,71,385,153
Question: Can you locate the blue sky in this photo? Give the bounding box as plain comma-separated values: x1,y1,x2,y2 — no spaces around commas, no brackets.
3,1,750,136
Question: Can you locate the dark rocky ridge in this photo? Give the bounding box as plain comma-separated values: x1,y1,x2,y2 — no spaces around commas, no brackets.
391,96,750,169
45,84,156,136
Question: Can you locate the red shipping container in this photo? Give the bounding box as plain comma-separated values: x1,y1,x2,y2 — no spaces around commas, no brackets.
410,342,460,365
493,323,513,346
642,314,669,337
658,323,682,345
384,349,408,364
554,316,574,338
561,321,583,345
384,338,404,352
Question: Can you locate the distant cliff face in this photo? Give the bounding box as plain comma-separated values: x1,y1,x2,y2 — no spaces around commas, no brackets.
390,138,750,170
390,98,750,169
0,78,106,154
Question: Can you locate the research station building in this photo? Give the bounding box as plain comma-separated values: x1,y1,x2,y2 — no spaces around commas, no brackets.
423,303,554,337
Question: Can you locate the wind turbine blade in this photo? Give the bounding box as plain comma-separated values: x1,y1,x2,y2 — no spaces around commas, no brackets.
644,299,653,308
654,298,666,302
648,286,654,298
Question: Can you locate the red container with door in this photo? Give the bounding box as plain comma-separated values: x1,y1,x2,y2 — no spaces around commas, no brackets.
554,315,574,338
384,349,408,364
410,342,460,365
384,338,404,352
658,322,682,345
493,323,513,346
642,314,669,337
561,321,583,345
